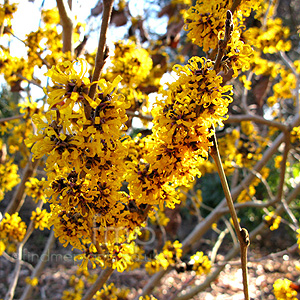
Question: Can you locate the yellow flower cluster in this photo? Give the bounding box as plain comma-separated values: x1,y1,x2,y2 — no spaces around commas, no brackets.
145,240,182,274
107,41,153,88
0,47,34,88
0,157,20,201
189,251,211,275
42,8,60,28
139,296,157,300
245,18,291,54
184,1,228,52
264,212,281,231
221,30,253,78
93,283,130,300
0,212,27,254
31,208,50,230
184,0,258,53
237,166,269,203
291,126,300,144
27,58,151,271
273,278,298,300
267,69,296,108
128,56,233,208
25,277,38,287
0,2,18,26
62,276,84,300
25,177,47,203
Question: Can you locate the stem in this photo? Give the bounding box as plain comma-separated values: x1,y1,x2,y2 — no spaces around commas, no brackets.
214,10,233,74
56,0,74,55
277,132,291,201
241,71,253,113
210,129,250,300
4,201,43,300
88,0,114,101
230,0,242,14
0,114,24,124
279,51,300,113
5,158,40,215
20,229,56,300
126,110,154,121
81,268,114,300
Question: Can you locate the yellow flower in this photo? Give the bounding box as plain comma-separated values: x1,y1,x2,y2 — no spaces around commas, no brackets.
189,251,211,275
31,208,50,230
106,41,153,88
0,159,20,201
145,241,182,274
25,177,47,203
0,240,5,255
245,18,292,54
45,58,95,111
184,1,227,52
265,212,281,231
25,277,38,287
42,8,60,27
0,213,27,254
273,278,298,300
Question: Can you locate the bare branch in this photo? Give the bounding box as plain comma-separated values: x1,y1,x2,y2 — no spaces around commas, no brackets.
81,268,114,300
88,0,114,100
0,115,24,124
214,10,234,74
4,201,44,300
210,129,250,300
224,114,288,132
20,229,56,300
56,0,74,55
5,158,40,215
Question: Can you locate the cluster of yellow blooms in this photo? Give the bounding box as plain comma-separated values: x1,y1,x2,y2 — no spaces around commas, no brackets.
25,177,47,203
31,207,51,230
189,251,211,275
273,278,298,300
145,240,182,274
0,1,17,27
0,157,20,202
0,212,26,255
245,18,291,54
264,211,282,231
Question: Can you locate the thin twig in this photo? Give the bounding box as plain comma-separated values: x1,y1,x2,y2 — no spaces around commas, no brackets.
20,229,56,300
277,132,291,202
88,0,114,101
210,227,228,265
126,110,153,121
230,0,242,14
17,75,43,89
4,201,44,300
2,252,34,272
5,157,40,215
240,71,253,113
222,216,238,247
56,0,74,55
81,268,114,300
224,114,288,132
0,114,24,124
214,10,234,74
281,199,299,230
210,129,250,300
279,51,300,113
